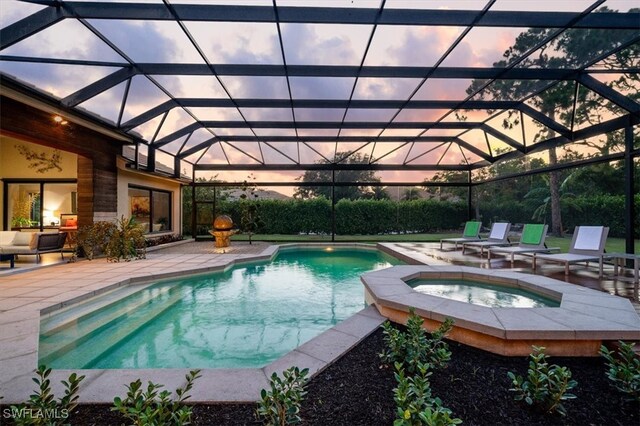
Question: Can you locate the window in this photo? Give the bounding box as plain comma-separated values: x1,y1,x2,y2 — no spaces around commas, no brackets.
128,186,171,233
4,181,77,230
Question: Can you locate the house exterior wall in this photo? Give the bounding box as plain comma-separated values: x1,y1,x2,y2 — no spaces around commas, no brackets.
0,136,78,179
0,136,78,230
117,158,182,235
1,95,123,229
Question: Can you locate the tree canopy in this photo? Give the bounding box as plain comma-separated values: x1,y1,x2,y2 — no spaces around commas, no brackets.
294,152,388,201
462,6,639,234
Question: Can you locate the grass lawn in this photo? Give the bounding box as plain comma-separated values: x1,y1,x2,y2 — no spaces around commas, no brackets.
228,233,639,252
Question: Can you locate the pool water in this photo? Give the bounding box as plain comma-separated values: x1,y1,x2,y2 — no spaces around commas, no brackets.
407,278,560,308
39,248,401,369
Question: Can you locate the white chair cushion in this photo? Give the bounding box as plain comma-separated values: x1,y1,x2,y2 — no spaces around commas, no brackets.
489,222,509,240
573,226,604,251
0,231,18,245
11,232,33,246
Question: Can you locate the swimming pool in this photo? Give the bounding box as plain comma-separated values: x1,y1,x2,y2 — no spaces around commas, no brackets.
39,247,401,369
407,278,560,308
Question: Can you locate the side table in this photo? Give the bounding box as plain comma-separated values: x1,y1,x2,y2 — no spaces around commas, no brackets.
602,253,639,301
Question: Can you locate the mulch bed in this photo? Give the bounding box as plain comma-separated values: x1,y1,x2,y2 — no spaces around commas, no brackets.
7,328,639,425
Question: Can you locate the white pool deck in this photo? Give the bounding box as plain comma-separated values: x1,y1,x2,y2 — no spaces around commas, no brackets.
1,241,639,404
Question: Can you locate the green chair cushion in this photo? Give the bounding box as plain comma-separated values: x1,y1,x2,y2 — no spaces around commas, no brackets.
462,221,481,238
521,224,545,245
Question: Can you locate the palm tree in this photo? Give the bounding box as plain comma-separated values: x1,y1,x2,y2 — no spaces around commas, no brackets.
524,174,582,228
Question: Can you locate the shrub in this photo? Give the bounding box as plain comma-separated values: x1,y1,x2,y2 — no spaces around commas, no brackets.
600,341,640,402
480,194,640,238
380,308,454,373
9,365,84,426
112,369,200,426
145,234,184,247
105,216,146,262
215,198,465,236
73,217,146,262
256,366,309,426
74,221,116,260
393,362,462,426
507,346,577,416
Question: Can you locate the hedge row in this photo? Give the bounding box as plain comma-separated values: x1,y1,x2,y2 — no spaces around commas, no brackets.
205,198,467,235
479,194,640,238
187,195,638,238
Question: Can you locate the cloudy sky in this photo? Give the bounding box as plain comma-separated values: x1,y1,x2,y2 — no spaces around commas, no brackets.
0,0,635,190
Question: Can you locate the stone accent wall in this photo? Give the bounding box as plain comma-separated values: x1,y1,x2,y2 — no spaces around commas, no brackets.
93,212,118,223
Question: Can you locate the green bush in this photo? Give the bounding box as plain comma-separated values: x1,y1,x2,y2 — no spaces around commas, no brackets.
600,341,640,402
74,221,117,260
480,194,640,238
73,217,146,261
112,369,200,426
508,346,577,416
393,362,462,426
256,366,309,426
380,308,454,373
105,216,146,262
478,200,531,225
10,365,84,426
563,194,640,238
186,188,638,238
217,198,466,236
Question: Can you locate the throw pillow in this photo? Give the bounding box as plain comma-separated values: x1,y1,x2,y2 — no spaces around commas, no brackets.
11,232,33,246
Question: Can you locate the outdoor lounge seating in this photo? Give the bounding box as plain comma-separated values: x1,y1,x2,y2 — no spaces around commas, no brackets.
487,224,558,266
439,221,482,250
462,222,512,257
533,226,609,276
0,231,67,264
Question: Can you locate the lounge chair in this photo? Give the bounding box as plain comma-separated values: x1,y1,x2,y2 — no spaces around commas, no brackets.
487,224,558,266
439,221,482,250
533,226,609,276
462,222,511,257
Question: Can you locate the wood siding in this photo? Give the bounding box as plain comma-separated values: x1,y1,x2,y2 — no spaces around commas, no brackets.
1,95,127,225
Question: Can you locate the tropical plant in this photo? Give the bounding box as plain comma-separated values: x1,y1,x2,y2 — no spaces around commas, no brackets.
112,370,200,426
73,221,117,260
256,366,309,426
508,346,577,416
10,365,84,426
380,308,454,373
105,216,146,262
524,173,582,225
11,189,33,228
600,341,640,402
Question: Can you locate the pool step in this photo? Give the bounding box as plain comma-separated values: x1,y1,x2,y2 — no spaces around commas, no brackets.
39,286,183,368
40,284,159,335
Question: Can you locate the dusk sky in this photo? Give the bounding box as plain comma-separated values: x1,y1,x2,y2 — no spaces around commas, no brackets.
0,0,636,191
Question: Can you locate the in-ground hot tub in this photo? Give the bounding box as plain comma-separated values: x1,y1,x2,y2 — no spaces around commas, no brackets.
361,265,640,356
407,277,560,308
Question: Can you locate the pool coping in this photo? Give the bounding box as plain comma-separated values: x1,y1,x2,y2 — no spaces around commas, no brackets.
0,242,387,404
